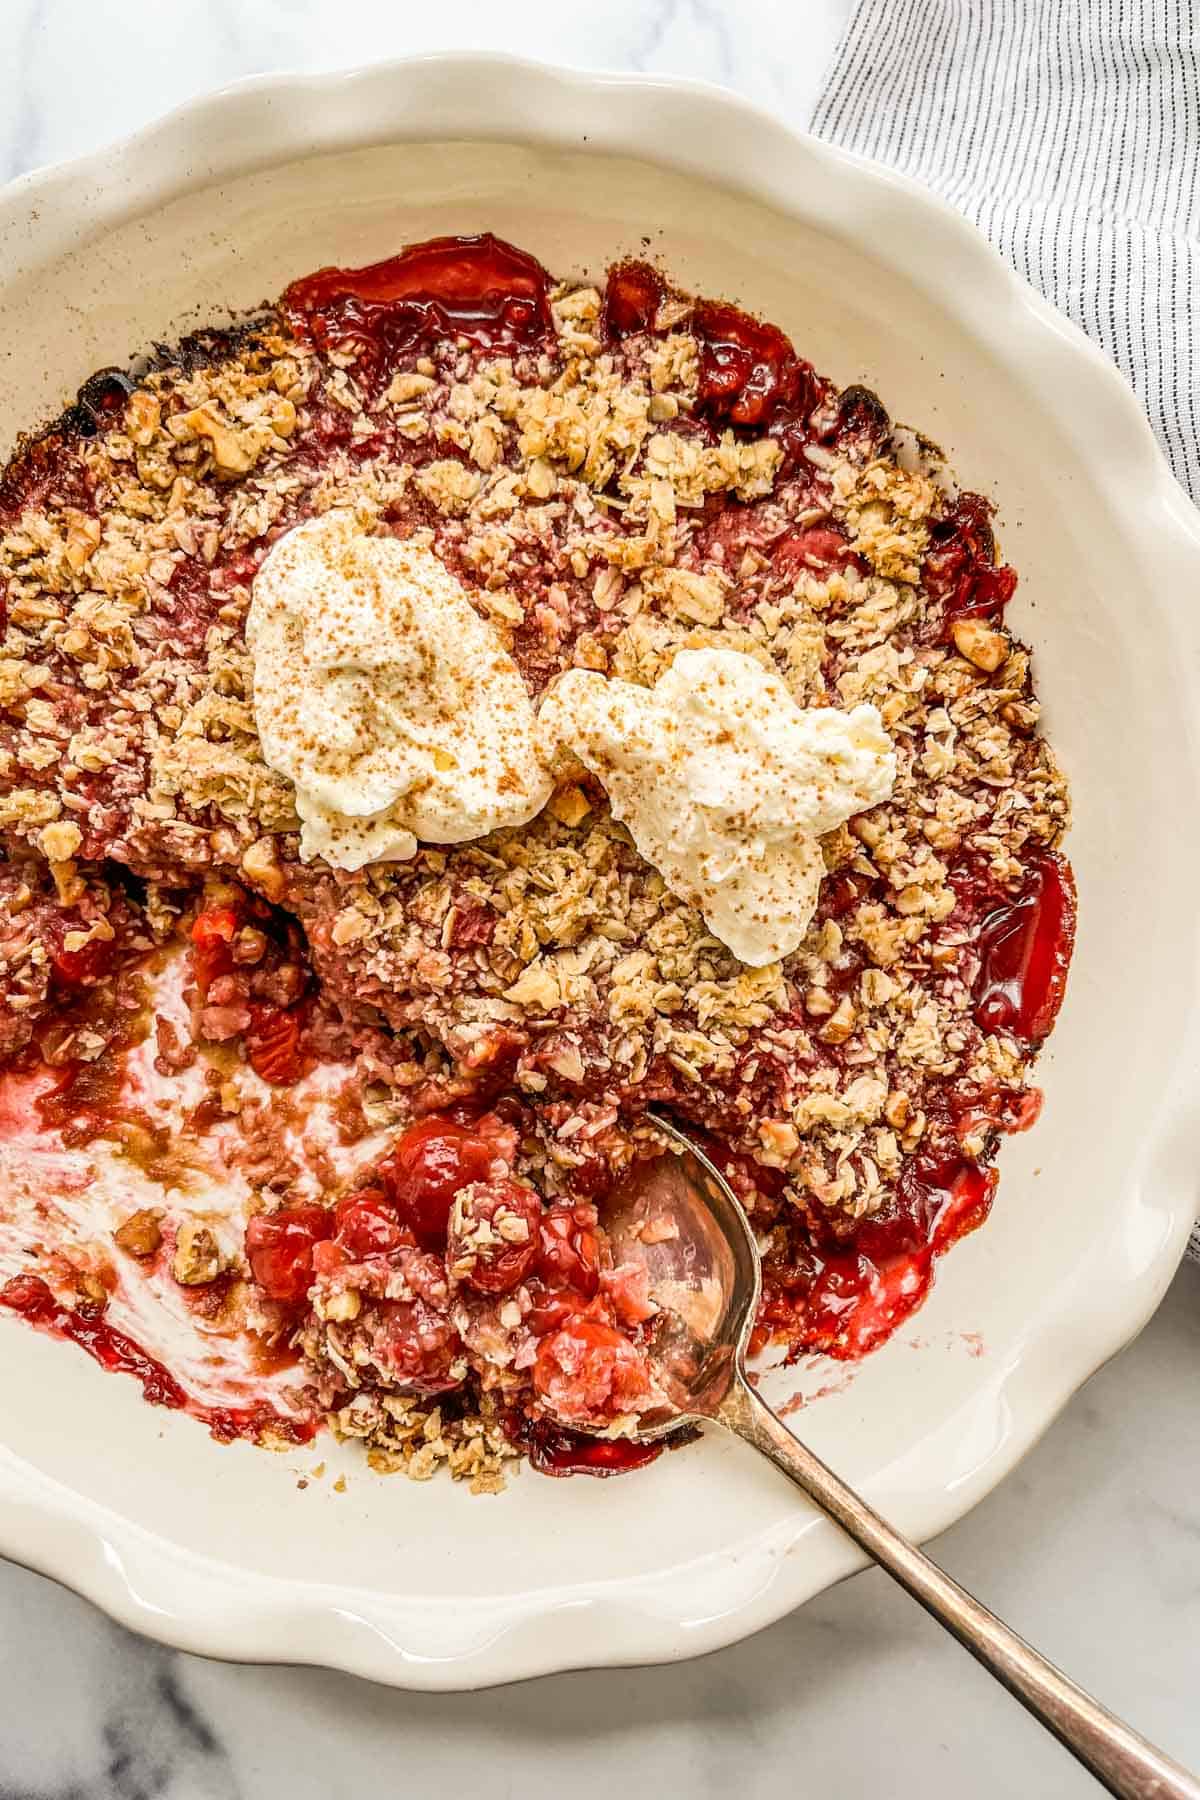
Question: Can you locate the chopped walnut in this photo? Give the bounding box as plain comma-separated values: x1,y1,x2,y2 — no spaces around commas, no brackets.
951,618,1009,672
114,1209,164,1259
171,1220,228,1287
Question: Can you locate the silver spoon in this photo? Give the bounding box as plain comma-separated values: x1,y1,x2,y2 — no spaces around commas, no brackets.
587,1116,1200,1800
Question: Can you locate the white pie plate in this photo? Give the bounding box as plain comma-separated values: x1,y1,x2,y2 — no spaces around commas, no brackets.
1,54,1198,1691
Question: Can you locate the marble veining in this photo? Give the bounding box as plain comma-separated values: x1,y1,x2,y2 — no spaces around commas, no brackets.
0,4,1198,1796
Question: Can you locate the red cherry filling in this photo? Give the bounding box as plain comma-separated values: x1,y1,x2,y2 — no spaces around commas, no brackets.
773,524,864,576
758,1156,997,1360
522,1202,603,1334
244,1005,306,1086
823,869,879,919
520,1417,665,1478
46,926,114,992
245,1204,334,1305
282,232,554,359
693,300,805,427
377,1114,500,1249
332,1188,410,1260
601,259,665,338
189,904,240,995
444,901,497,949
973,853,1077,1044
190,898,309,1084
952,1084,1043,1149
923,492,1018,634
0,1274,188,1408
447,1178,542,1295
534,1202,601,1294
373,1297,464,1395
533,1315,653,1427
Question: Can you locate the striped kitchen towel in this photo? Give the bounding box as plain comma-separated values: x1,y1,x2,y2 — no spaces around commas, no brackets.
812,0,1200,1262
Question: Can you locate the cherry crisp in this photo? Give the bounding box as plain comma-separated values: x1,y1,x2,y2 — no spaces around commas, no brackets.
0,235,1073,1486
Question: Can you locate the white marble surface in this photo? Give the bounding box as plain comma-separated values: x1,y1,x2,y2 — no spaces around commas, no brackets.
1,3,1198,1795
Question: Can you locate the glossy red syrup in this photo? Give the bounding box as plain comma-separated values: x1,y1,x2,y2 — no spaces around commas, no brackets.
245,1205,334,1305
602,260,665,338
758,1157,998,1360
973,853,1077,1043
524,1203,603,1336
600,260,825,439
332,1189,411,1260
692,300,806,427
283,232,554,357
924,492,1019,633
377,1114,498,1249
0,1275,314,1444
517,1415,664,1478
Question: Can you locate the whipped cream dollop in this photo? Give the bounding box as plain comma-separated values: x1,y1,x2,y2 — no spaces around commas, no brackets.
247,512,552,870
538,647,896,966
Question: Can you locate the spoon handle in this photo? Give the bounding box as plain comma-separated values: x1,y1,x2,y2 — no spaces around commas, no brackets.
718,1376,1200,1800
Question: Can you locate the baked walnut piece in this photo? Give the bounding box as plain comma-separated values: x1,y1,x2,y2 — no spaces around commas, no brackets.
0,234,1074,1485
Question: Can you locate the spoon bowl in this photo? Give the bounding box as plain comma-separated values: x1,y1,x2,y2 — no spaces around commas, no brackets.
598,1117,759,1431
